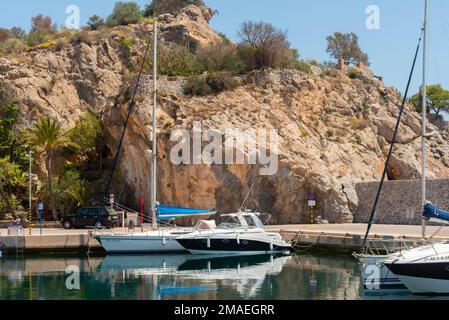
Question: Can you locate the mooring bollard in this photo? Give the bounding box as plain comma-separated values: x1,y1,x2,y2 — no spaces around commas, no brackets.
28,208,33,235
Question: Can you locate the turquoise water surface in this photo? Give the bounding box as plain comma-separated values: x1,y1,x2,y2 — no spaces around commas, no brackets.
0,252,446,300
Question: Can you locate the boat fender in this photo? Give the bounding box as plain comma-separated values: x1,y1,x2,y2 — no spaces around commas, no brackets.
236,235,240,245
162,238,166,246
270,240,273,251
207,238,211,248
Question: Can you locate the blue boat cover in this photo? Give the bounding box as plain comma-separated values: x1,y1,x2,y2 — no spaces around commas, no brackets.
158,285,212,296
156,205,216,221
423,203,449,223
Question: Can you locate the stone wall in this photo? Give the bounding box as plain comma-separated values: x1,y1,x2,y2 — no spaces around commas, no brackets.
136,75,186,96
354,179,449,225
135,69,314,97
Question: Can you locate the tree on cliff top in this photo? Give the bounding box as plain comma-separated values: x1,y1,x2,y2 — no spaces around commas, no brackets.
0,29,10,43
143,0,205,16
106,2,142,27
409,84,449,116
86,15,106,30
26,14,57,46
326,32,370,66
238,21,298,70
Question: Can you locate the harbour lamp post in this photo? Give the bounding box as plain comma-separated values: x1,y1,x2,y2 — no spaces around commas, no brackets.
28,150,33,235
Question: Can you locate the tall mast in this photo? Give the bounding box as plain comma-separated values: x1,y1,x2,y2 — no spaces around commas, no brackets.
151,19,158,230
421,0,428,239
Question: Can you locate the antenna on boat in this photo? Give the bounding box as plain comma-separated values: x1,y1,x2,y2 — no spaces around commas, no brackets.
421,0,429,240
150,19,158,230
239,181,257,212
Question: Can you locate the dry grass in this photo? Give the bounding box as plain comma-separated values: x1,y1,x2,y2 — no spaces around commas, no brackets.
349,117,370,130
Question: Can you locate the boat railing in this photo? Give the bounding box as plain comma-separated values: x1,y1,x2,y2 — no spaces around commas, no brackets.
100,200,271,236
363,238,414,256
103,197,185,231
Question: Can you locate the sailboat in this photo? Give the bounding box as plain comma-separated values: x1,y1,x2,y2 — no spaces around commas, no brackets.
355,0,432,289
95,21,216,254
383,205,449,294
382,0,449,294
363,0,449,294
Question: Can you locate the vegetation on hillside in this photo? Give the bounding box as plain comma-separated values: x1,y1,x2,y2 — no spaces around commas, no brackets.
409,84,449,116
144,0,205,16
0,1,376,219
326,32,370,66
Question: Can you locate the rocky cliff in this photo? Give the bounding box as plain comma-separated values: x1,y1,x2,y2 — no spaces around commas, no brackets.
1,5,449,223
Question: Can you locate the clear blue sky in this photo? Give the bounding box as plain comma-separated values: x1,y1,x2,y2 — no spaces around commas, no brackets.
1,0,449,95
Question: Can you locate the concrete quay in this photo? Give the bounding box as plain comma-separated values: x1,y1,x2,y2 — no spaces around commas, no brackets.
0,224,448,255
267,224,449,253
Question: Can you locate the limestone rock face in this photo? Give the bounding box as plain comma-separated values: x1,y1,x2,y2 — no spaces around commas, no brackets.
2,5,449,223
158,4,222,50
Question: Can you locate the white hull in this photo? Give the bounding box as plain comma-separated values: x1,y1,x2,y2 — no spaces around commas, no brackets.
177,226,292,256
396,275,449,294
96,232,187,253
188,249,288,256
384,242,449,293
360,255,402,289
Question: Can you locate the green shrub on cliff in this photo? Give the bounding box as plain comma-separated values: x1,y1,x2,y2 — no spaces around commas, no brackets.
292,60,313,75
87,15,106,31
0,101,29,170
197,43,245,75
145,43,201,76
26,15,57,46
184,72,239,96
0,38,24,55
144,0,205,16
205,72,239,93
0,157,27,213
50,165,91,215
184,76,212,96
106,2,142,27
237,21,299,71
67,110,106,169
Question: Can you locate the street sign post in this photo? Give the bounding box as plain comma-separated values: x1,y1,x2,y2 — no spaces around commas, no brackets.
307,194,317,224
110,194,115,208
38,203,44,235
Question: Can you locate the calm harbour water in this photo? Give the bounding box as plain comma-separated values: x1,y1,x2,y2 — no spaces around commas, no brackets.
0,252,446,300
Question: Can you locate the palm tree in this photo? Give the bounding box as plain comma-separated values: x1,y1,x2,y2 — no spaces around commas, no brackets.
66,180,91,208
25,117,75,220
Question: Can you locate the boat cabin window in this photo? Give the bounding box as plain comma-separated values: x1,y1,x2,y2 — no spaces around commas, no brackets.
216,216,244,229
243,214,264,228
215,213,264,229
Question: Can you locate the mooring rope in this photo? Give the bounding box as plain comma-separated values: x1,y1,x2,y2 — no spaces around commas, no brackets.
291,232,322,252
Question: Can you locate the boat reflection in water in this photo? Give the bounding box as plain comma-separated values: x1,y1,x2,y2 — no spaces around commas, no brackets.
5,252,449,300
99,253,291,299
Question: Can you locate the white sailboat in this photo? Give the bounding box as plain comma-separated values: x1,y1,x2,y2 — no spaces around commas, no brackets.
377,0,449,294
355,0,431,289
95,21,216,254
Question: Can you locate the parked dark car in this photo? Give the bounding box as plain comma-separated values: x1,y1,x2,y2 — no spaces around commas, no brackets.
61,206,118,229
